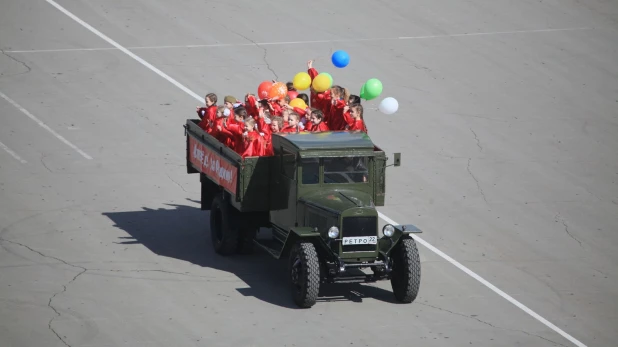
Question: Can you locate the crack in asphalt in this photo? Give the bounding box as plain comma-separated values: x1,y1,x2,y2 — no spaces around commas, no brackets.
210,21,279,80
467,158,488,204
0,49,32,76
418,303,567,346
0,238,85,347
40,155,54,173
470,128,483,152
554,213,583,248
166,173,187,193
48,269,87,347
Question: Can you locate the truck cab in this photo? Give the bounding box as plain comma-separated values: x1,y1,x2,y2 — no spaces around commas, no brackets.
269,131,388,264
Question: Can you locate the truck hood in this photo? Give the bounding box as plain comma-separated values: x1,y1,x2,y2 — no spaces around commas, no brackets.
299,189,375,214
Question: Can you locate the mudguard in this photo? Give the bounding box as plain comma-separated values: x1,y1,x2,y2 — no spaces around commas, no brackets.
290,227,320,238
394,224,423,234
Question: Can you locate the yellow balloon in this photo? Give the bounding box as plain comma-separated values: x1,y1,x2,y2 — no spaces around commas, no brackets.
293,72,311,90
312,73,331,92
289,98,306,109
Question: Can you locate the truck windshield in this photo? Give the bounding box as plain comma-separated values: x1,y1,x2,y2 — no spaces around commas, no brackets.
324,157,369,184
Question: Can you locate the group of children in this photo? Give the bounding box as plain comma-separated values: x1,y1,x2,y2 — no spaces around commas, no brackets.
195,60,368,158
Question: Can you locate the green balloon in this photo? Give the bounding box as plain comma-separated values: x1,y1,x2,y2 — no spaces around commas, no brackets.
364,78,383,100
360,83,366,99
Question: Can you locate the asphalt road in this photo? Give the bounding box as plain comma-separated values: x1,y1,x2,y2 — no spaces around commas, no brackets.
1,0,617,346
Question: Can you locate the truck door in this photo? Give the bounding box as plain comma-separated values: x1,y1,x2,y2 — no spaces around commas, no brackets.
270,146,298,230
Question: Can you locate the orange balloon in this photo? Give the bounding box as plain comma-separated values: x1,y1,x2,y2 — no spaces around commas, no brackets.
268,82,287,100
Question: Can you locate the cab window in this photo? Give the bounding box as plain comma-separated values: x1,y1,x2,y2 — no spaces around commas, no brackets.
301,158,319,184
324,157,369,184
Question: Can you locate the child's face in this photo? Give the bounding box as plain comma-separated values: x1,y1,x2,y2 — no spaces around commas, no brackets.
311,115,320,125
235,114,243,123
216,110,223,118
289,117,298,126
206,97,214,107
350,108,359,118
271,122,280,133
225,102,233,109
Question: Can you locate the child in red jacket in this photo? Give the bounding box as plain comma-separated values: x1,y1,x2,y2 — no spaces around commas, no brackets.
196,93,218,131
281,112,303,133
343,94,361,128
346,104,368,133
328,85,350,131
310,109,329,132
240,118,266,157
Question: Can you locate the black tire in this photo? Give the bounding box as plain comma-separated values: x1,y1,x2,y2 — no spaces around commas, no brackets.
289,241,320,308
237,226,257,254
209,195,238,255
390,237,421,303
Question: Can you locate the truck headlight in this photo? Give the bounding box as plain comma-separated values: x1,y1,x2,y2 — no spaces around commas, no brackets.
328,226,339,239
383,224,395,237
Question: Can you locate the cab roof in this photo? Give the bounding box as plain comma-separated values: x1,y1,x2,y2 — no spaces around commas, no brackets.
275,131,375,150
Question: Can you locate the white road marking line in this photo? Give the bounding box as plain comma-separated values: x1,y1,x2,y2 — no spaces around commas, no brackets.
398,27,591,39
46,0,202,101
0,141,27,164
378,211,586,347
0,91,93,160
5,27,591,54
46,1,587,345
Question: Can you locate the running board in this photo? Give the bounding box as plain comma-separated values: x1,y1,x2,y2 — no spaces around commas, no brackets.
253,239,284,259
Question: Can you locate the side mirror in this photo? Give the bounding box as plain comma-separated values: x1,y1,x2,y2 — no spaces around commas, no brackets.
394,153,401,167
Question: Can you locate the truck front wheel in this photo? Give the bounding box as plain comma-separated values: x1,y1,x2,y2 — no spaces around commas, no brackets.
210,195,239,255
390,237,421,303
289,241,320,308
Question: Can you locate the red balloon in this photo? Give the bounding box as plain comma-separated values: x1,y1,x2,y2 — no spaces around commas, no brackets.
257,81,273,100
287,90,299,99
268,82,287,100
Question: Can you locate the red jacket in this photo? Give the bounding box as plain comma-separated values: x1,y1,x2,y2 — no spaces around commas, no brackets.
245,95,260,120
328,99,347,131
293,106,307,117
312,122,329,132
219,123,245,154
241,131,267,157
197,105,217,122
281,125,302,133
343,109,354,128
349,119,367,133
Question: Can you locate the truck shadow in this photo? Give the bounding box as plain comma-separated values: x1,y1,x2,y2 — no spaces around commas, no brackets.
102,202,397,309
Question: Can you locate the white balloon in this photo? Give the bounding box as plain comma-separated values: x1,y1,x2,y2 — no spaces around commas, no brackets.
378,97,399,114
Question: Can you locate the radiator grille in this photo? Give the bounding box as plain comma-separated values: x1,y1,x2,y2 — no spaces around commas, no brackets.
341,216,378,252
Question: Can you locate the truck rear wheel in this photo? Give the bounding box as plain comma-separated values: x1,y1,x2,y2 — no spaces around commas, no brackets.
210,195,239,255
289,241,320,308
390,237,421,303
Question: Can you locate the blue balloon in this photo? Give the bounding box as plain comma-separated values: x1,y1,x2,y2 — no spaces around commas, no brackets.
331,50,350,68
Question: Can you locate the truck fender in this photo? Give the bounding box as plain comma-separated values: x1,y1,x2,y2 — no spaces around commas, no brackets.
281,227,321,259
290,227,320,238
394,224,423,234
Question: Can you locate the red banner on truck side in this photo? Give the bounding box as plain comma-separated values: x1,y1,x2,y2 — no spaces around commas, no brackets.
189,136,238,193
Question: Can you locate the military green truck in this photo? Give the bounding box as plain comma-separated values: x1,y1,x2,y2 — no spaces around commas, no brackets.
184,119,422,308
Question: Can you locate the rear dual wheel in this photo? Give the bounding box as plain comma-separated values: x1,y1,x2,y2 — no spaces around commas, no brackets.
210,195,257,255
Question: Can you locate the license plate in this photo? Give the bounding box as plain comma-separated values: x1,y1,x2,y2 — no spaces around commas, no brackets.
342,236,377,245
